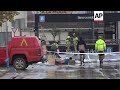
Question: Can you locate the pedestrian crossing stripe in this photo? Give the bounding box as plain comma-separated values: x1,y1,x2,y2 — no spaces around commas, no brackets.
20,38,28,46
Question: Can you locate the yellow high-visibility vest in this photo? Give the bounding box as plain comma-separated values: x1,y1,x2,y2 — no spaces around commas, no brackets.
66,38,71,44
95,39,106,51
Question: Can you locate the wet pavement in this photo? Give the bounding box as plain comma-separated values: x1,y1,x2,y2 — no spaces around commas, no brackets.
0,61,120,79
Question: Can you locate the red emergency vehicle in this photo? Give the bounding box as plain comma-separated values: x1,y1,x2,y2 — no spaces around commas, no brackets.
0,36,44,70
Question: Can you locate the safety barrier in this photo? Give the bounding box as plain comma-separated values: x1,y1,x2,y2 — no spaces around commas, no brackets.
45,50,120,54
44,50,120,63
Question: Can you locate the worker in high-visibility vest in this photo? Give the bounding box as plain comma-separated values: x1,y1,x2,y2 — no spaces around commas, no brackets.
95,36,106,68
51,41,60,58
51,41,58,52
72,33,78,52
66,35,72,52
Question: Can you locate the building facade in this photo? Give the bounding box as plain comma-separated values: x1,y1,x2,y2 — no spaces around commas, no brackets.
1,11,120,51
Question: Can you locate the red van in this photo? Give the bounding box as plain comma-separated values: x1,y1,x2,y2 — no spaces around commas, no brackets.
0,36,44,70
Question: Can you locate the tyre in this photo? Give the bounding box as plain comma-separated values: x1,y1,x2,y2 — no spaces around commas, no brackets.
41,58,47,63
13,56,28,70
41,58,45,63
41,55,48,63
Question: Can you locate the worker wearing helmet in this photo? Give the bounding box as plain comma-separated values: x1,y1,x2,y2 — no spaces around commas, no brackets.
51,41,61,58
95,36,106,68
72,33,78,52
66,35,72,52
51,41,58,52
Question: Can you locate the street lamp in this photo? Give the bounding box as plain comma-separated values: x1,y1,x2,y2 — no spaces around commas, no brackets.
3,14,9,68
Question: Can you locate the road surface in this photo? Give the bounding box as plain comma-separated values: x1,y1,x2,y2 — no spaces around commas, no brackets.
0,61,120,79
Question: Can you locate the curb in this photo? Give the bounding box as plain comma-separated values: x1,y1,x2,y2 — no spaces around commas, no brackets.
0,67,16,77
0,69,9,77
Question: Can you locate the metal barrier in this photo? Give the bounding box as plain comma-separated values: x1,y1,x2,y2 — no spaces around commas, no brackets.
45,50,120,62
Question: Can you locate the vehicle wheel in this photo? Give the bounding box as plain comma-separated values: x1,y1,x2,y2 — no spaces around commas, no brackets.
41,55,48,63
42,59,44,63
13,57,28,70
41,58,47,63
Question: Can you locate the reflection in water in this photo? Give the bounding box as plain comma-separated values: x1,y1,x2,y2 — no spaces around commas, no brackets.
1,62,120,79
47,70,78,79
47,67,97,79
47,64,120,79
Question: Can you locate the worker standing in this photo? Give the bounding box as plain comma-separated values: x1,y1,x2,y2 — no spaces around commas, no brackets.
51,41,58,52
95,36,106,68
72,33,78,52
51,41,60,58
66,35,72,52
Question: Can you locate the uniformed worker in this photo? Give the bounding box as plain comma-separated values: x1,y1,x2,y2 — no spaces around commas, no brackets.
51,41,60,58
95,36,106,68
72,33,78,52
66,35,72,52
51,41,58,52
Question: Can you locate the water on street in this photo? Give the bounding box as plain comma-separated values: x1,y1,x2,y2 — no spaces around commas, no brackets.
0,61,120,79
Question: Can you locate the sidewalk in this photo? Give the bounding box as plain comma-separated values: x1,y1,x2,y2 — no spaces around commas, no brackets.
0,66,16,77
0,67,9,77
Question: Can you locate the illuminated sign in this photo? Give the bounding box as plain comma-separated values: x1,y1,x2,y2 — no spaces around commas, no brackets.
39,16,45,22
